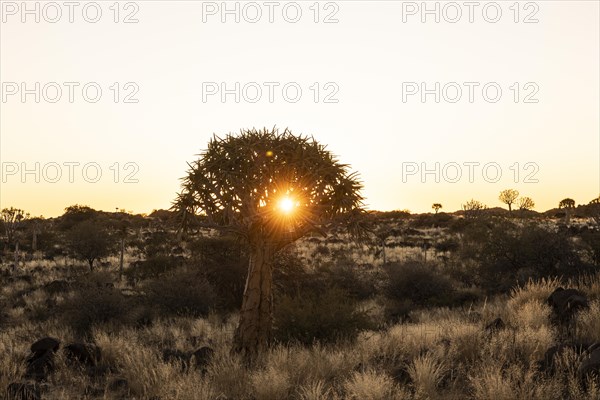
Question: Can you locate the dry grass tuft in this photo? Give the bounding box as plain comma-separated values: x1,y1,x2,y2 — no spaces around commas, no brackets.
343,369,398,400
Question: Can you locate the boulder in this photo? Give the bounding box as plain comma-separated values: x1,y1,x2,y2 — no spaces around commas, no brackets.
191,346,214,370
578,343,600,382
484,318,505,333
64,343,101,367
30,337,60,355
539,342,591,374
547,288,589,322
25,351,55,381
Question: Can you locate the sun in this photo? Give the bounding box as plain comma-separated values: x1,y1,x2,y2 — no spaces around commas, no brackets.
278,196,295,214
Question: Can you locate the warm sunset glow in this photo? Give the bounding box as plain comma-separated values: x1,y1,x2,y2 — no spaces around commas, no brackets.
278,197,295,214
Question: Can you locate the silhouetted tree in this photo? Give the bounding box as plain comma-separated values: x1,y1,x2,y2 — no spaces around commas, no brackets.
173,128,365,358
559,198,576,224
1,207,29,269
66,220,112,271
59,205,99,231
432,203,442,214
374,227,391,264
111,218,130,278
499,189,519,212
462,199,486,219
1,207,28,247
585,196,600,226
518,196,535,211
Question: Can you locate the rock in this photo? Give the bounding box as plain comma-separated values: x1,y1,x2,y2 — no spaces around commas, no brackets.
578,343,600,382
30,337,60,355
390,365,411,384
64,343,101,367
161,346,214,371
5,382,40,400
107,377,129,392
484,318,505,333
547,288,589,322
25,337,60,381
162,349,191,365
191,346,214,370
25,350,55,381
539,343,591,374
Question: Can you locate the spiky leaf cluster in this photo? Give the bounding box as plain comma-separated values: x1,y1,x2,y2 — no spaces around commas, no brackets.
173,128,365,245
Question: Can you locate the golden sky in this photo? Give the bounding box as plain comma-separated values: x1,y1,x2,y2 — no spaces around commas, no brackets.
1,1,598,217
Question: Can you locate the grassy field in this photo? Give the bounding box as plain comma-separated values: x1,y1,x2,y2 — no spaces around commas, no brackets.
1,213,600,399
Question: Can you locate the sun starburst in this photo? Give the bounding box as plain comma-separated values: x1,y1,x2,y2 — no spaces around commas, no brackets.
278,196,295,214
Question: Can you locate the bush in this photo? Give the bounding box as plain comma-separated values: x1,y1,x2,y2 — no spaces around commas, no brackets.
144,268,217,317
410,212,454,228
320,260,377,300
189,236,247,310
61,280,131,335
384,261,456,308
273,249,313,296
124,254,182,282
465,220,584,292
273,286,373,345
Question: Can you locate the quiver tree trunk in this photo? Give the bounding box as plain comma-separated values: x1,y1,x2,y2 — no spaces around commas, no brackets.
233,238,275,359
13,241,19,272
119,238,125,278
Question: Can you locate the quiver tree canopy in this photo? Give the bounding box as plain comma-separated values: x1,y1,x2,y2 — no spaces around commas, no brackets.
174,127,366,247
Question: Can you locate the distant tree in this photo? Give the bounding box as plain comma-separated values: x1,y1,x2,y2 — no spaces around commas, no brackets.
374,227,391,264
518,196,535,211
66,220,112,271
1,207,30,269
586,196,600,226
432,203,442,214
111,218,130,278
59,205,99,231
173,128,366,358
466,220,580,292
559,198,576,209
499,189,519,212
26,217,44,253
462,199,486,219
1,207,29,246
559,198,576,224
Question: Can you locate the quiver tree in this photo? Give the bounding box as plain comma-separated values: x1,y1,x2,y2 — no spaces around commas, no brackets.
172,128,366,358
517,197,535,217
1,207,28,247
462,199,486,219
559,198,576,225
1,207,29,269
499,189,519,212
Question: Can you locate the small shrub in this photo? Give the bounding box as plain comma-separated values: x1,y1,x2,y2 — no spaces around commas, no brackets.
273,249,313,296
61,283,130,335
384,261,456,308
320,260,377,300
144,268,217,317
124,254,181,282
251,365,291,400
189,236,247,310
407,354,446,399
274,287,373,345
343,370,397,400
